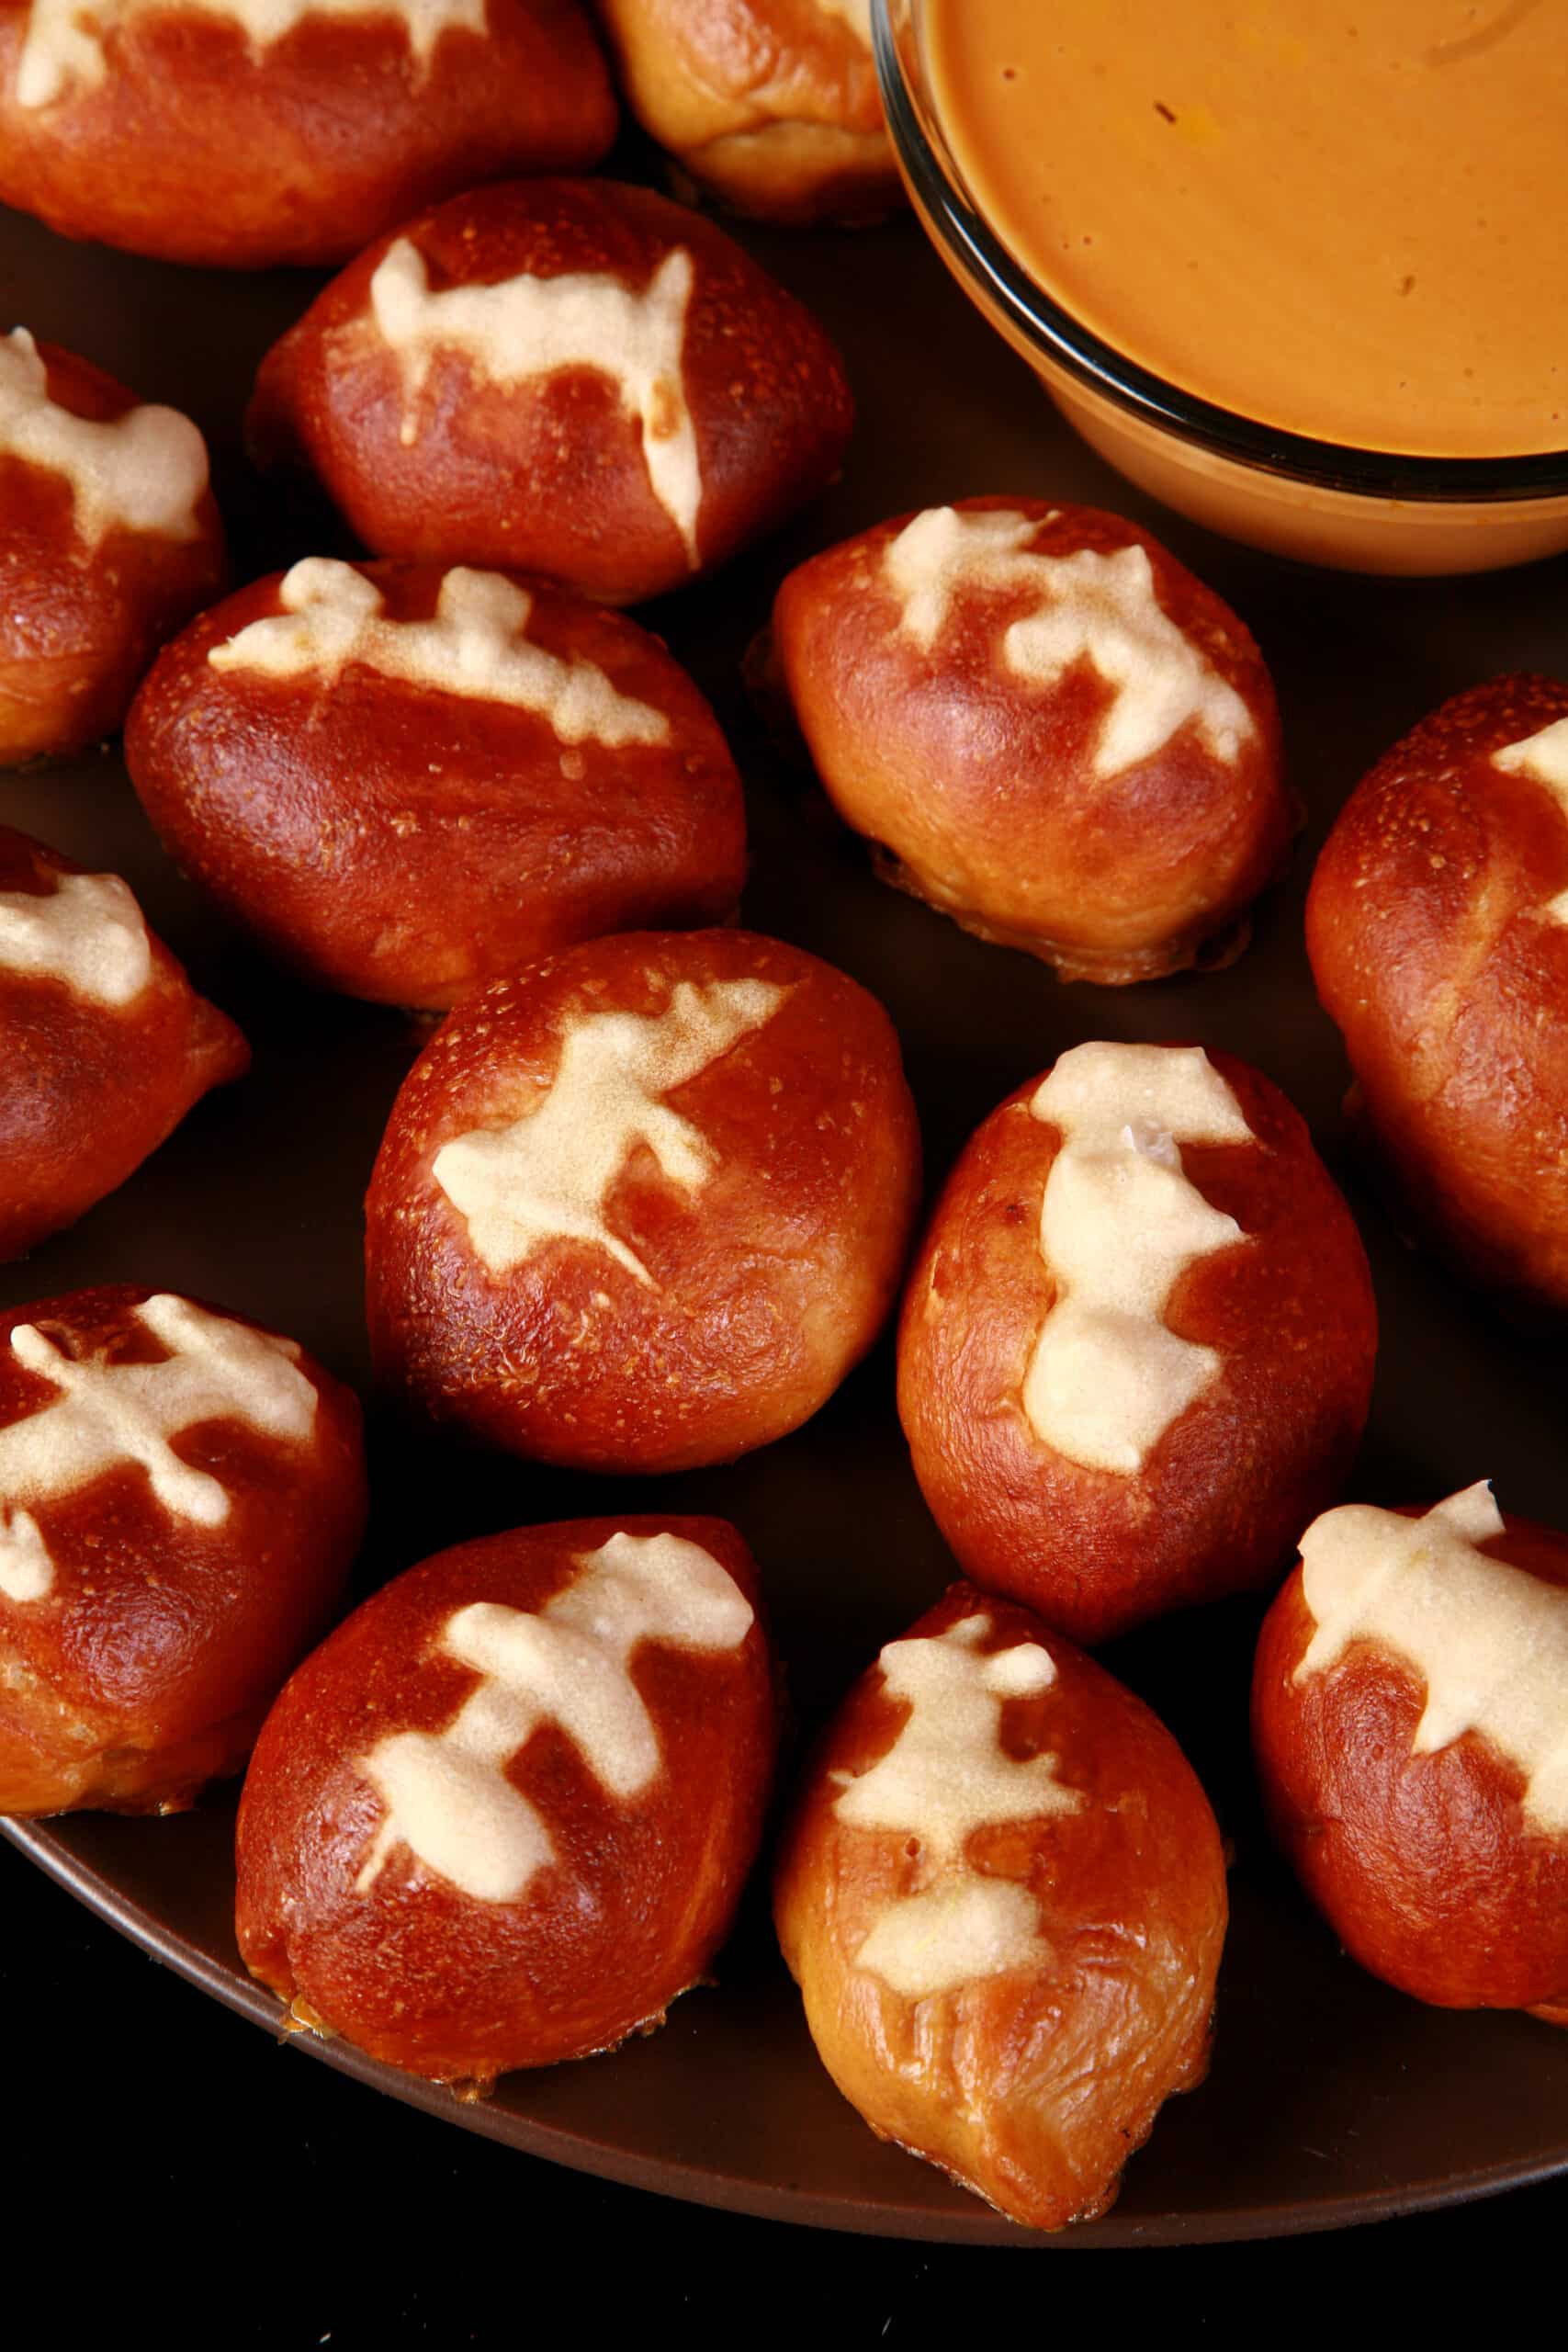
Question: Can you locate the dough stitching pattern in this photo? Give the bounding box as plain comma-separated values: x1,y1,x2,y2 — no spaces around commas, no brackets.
1296,1482,1568,1834
1493,716,1568,923
14,0,488,109
210,560,671,747
834,1614,1082,2000
0,327,206,546
432,977,785,1285
0,867,152,1006
1023,1043,1253,1475
884,505,1256,778
354,1531,754,1903
369,240,703,568
0,1295,318,1605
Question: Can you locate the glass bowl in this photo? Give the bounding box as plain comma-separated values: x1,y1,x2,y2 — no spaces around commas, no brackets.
871,0,1568,576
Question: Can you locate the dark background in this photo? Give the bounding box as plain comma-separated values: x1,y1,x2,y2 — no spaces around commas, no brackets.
6,1844,1562,2338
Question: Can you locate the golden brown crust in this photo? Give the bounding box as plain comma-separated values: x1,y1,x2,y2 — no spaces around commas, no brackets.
0,0,616,268
773,497,1292,983
592,0,898,224
773,1582,1228,2231
0,825,248,1261
248,176,856,605
1252,1507,1568,2017
1306,673,1568,1317
124,560,749,1011
897,1048,1377,1645
0,1283,366,1816
0,339,225,765
365,927,922,1471
234,1513,777,2082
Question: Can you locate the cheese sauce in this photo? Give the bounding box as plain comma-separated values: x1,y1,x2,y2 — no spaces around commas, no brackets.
925,0,1568,458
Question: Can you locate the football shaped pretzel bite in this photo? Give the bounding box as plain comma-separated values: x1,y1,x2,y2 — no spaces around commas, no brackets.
366,927,920,1471
235,1514,776,2082
897,1042,1376,1644
127,558,747,1010
774,1582,1227,2230
592,0,897,225
0,0,616,268
1254,1485,1568,2020
1308,674,1568,1317
771,498,1291,983
249,177,855,605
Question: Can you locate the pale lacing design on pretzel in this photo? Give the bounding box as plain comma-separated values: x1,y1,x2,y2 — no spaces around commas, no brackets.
0,1296,318,1605
368,238,704,568
833,1615,1083,2000
883,505,1256,780
431,978,785,1286
209,560,672,747
353,1531,754,1903
13,0,488,109
1493,716,1568,923
0,327,206,546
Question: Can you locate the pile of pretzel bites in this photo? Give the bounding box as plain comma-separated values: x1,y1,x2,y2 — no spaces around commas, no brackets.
4,0,1568,2237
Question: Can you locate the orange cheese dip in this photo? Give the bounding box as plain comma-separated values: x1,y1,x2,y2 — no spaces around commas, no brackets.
925,0,1568,458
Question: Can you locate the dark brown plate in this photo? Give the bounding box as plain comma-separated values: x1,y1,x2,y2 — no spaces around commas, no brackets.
4,179,1568,2247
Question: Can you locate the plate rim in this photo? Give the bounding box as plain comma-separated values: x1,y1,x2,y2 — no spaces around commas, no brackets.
9,1810,1567,2249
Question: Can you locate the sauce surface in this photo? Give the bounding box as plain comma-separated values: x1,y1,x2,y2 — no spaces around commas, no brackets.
925,0,1568,458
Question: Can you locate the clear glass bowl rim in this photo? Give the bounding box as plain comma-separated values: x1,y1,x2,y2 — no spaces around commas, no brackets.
872,0,1568,508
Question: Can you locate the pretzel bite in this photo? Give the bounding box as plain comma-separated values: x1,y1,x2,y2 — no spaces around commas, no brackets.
366,928,920,1472
774,1582,1226,2231
771,497,1291,983
235,1514,776,2082
248,176,856,605
0,1283,366,1816
1253,1485,1568,2020
125,559,748,1012
0,331,224,765
1307,674,1568,1317
0,826,247,1261
592,0,897,226
0,0,615,269
897,1042,1376,1645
